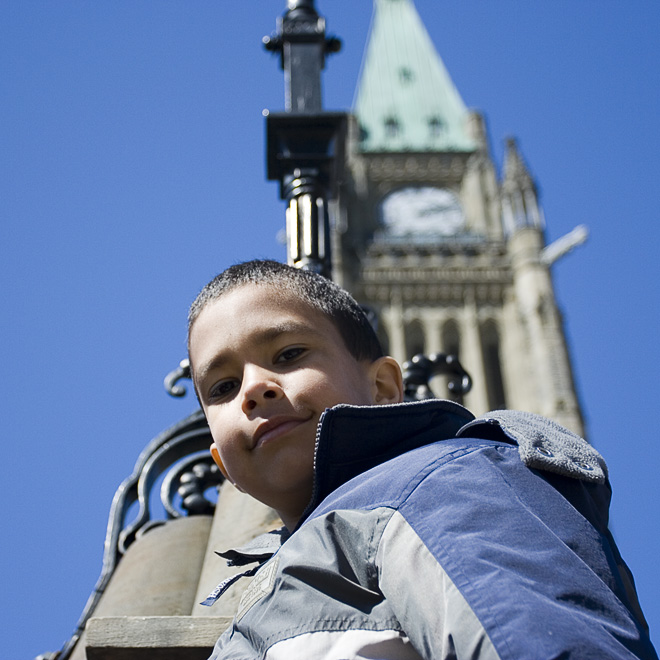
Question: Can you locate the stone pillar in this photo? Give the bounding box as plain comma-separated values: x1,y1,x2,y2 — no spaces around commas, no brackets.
383,292,407,366
97,517,212,616
70,516,212,660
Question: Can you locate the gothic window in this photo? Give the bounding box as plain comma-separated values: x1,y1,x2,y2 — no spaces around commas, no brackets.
428,116,445,138
442,320,463,405
384,116,401,138
399,67,414,84
480,320,507,410
405,319,425,359
442,320,461,359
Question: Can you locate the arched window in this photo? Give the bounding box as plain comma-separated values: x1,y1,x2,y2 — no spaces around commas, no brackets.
442,319,461,359
384,116,401,138
428,116,445,138
405,319,425,359
442,319,463,404
480,320,506,410
399,67,414,84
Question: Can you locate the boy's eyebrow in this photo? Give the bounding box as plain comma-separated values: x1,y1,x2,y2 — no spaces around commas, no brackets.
194,320,324,386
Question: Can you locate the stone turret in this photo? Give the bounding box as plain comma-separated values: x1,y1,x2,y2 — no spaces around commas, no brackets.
501,137,544,234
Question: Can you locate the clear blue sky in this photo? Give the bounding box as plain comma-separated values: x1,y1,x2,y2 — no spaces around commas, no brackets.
2,2,658,657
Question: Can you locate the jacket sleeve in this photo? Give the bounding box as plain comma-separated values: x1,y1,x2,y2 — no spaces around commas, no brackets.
375,440,658,660
208,508,424,660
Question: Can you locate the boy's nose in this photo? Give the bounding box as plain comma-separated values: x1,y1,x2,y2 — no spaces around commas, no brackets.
241,367,283,413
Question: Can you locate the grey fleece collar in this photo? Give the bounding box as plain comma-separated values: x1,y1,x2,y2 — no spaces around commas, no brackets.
458,410,607,484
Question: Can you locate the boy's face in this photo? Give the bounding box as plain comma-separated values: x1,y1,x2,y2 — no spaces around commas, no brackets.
189,283,382,527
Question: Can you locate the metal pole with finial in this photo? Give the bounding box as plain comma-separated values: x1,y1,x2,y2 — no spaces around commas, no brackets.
263,0,345,278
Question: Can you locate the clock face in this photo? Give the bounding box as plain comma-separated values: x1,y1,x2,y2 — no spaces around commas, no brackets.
381,187,465,237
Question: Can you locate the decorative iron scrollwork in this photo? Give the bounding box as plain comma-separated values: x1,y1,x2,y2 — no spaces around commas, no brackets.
164,358,191,398
54,409,217,660
402,353,472,401
162,453,222,518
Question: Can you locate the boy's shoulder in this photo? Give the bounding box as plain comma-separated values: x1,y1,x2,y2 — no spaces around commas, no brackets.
310,403,607,524
317,401,606,488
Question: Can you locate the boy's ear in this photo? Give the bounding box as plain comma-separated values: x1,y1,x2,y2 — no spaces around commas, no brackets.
210,444,246,492
369,356,404,405
210,444,229,480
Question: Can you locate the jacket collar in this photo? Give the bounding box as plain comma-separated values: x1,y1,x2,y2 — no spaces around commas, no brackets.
298,399,475,529
457,409,607,484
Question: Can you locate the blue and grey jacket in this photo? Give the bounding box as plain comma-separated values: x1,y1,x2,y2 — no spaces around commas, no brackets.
208,400,657,660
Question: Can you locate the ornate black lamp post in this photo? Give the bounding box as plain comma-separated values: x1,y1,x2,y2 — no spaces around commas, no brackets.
263,0,345,277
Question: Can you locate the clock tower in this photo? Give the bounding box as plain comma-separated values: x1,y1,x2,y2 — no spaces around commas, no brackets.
334,0,585,435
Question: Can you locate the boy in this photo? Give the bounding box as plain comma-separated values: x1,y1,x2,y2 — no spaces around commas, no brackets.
188,260,656,660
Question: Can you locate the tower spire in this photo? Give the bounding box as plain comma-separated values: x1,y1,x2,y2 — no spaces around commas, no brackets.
354,0,475,152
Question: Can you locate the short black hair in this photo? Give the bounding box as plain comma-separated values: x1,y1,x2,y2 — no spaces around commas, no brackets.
188,260,383,364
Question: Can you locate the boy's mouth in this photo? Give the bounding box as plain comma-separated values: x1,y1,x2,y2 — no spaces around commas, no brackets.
253,414,313,449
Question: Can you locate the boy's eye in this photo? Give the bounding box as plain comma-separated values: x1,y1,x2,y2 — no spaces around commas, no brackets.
208,379,238,401
276,347,306,363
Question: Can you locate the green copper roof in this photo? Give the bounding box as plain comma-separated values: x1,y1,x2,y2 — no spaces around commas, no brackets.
354,0,475,153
